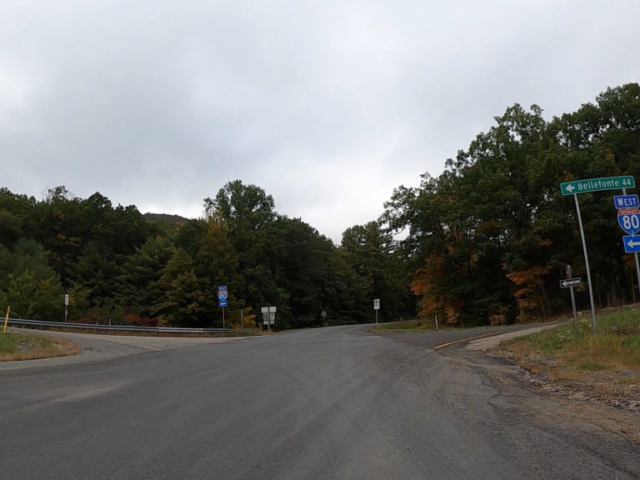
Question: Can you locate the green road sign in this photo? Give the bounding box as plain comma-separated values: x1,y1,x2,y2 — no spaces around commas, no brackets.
560,176,635,196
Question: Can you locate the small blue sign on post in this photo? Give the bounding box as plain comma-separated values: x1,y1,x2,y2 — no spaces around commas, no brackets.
217,285,228,308
623,235,640,253
614,194,640,209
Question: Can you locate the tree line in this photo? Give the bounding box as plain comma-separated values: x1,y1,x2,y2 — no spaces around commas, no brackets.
1,83,639,328
0,182,412,328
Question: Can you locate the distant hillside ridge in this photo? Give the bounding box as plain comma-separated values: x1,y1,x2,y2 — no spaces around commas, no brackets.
143,212,190,228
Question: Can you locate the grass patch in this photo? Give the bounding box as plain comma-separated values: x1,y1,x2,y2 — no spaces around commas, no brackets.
371,319,440,332
548,369,589,382
500,309,640,378
0,331,81,361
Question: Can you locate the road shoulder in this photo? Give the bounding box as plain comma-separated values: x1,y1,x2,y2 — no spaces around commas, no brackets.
451,326,640,445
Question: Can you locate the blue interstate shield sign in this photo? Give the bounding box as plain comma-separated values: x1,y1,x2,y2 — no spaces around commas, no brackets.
618,209,640,235
218,285,228,307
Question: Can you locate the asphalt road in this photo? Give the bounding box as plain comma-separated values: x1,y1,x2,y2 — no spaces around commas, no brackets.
1,325,638,479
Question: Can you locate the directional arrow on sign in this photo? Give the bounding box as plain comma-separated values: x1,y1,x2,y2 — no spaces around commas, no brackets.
560,176,635,196
560,278,581,288
623,235,640,253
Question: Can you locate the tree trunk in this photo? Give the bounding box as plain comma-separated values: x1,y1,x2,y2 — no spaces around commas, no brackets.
610,280,619,307
538,283,550,319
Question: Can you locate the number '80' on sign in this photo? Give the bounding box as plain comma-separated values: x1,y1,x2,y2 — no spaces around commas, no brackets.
618,212,640,235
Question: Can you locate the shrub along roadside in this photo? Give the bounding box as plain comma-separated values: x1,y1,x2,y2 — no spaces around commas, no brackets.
0,331,81,361
370,319,440,332
497,309,640,396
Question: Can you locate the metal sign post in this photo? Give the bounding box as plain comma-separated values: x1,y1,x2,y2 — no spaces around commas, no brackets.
218,285,228,329
373,299,380,325
635,250,640,301
573,193,597,333
569,287,577,322
64,294,69,323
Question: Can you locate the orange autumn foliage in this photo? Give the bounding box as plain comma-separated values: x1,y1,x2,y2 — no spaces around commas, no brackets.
505,265,549,322
411,253,466,325
411,253,443,317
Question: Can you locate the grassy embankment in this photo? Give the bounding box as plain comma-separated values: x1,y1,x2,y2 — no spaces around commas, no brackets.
499,309,640,393
371,319,442,332
0,331,81,361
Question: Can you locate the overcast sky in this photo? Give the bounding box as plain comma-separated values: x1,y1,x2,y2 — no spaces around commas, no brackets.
1,1,639,242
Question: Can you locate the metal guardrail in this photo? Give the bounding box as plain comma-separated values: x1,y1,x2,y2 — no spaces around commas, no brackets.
7,318,234,335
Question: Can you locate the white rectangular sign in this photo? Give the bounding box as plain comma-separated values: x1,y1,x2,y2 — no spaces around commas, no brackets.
373,299,380,310
64,294,69,306
560,278,581,288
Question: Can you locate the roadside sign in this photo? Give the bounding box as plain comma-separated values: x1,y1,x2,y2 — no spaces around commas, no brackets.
261,306,276,324
262,313,275,324
560,176,634,196
64,294,69,306
321,311,327,319
260,306,276,328
560,176,636,332
623,235,640,253
217,285,228,308
562,275,580,323
373,299,380,310
560,278,581,288
618,208,640,234
614,194,640,209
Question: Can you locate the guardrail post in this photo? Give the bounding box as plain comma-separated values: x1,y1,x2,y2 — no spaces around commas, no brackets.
3,306,9,333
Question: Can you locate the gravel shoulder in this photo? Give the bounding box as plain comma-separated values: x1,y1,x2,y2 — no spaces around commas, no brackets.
460,325,640,445
0,328,246,372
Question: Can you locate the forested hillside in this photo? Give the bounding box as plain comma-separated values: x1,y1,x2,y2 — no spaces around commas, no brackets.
1,84,639,328
383,84,640,325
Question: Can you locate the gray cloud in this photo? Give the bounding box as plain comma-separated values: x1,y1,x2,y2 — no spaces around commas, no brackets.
1,0,640,242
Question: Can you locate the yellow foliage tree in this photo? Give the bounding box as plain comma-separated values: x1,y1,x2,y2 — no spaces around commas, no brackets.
411,253,443,317
224,307,257,329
